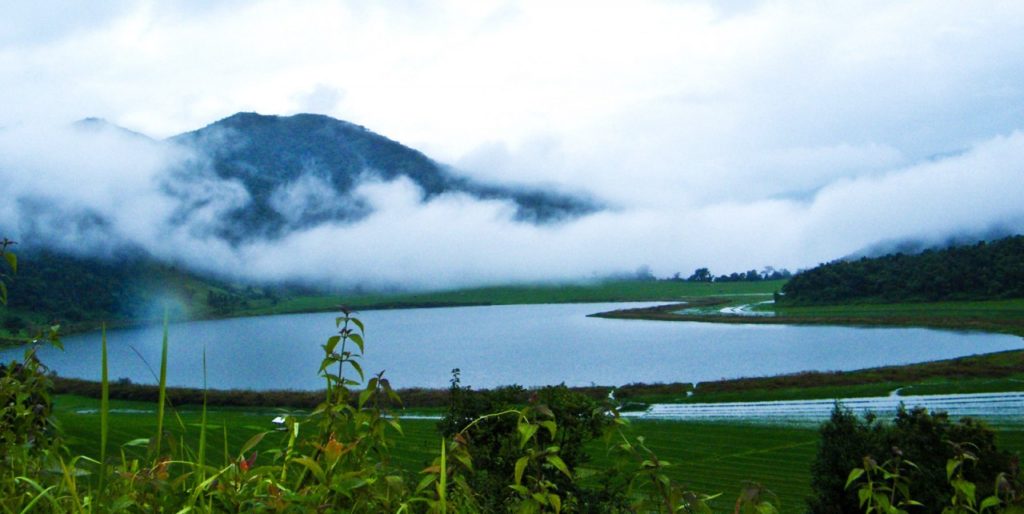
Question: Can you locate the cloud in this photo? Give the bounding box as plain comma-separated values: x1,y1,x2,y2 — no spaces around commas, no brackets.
292,84,346,116
1,1,1024,288
3,120,1022,291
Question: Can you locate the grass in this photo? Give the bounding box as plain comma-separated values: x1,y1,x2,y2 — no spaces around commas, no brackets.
52,394,1024,514
597,297,1024,337
679,350,1024,404
237,280,784,317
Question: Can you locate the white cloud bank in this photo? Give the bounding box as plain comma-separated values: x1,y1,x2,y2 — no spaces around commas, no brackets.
1,1,1024,288
0,122,1022,289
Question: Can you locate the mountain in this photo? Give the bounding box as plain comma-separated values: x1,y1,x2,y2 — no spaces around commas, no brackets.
170,112,598,241
842,226,1021,261
0,113,601,324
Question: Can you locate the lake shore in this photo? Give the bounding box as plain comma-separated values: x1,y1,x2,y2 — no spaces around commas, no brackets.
590,298,1024,337
49,346,1024,409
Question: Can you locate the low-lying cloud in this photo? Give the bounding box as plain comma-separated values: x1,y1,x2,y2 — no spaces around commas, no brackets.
1,121,1022,291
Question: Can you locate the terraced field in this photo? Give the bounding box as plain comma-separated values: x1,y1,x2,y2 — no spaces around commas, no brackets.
54,395,1023,514
53,395,817,512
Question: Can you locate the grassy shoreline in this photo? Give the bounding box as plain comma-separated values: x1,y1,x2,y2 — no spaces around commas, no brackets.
1,279,784,345
591,298,1024,337
12,281,1024,409
50,347,1024,409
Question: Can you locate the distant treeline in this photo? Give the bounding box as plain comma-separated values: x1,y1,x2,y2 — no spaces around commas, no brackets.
781,235,1024,304
51,374,698,409
665,266,792,283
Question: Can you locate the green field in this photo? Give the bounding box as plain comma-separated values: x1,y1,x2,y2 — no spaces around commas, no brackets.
644,349,1024,405
52,395,818,512
0,279,784,344
53,394,1024,514
596,297,1024,337
237,279,783,316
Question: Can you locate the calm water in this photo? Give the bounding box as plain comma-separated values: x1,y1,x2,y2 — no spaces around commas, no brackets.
4,303,1022,390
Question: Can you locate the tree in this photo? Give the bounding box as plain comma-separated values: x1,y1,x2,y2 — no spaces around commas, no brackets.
808,404,1012,513
687,267,713,282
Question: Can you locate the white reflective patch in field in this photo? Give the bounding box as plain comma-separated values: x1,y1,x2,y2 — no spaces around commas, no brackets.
625,392,1024,428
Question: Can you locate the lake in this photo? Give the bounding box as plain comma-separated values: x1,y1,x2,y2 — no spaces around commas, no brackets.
4,303,1022,390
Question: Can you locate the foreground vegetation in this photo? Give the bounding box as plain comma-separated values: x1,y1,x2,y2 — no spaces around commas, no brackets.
1,306,1019,512
53,394,823,512
1,310,1020,512
52,393,1024,514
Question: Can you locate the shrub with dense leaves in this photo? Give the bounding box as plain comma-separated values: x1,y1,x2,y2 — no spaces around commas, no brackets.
809,404,1014,513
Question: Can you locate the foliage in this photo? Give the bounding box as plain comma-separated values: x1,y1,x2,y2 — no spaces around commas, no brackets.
0,237,16,306
439,370,610,510
682,266,791,283
782,236,1024,305
810,405,1015,513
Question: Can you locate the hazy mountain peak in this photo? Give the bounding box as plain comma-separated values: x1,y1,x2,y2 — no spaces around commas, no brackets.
168,111,599,242
72,117,153,140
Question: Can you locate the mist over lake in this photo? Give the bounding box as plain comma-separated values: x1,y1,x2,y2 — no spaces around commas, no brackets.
10,303,1023,391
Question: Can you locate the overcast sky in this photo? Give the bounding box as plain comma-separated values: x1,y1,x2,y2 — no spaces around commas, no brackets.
2,1,1024,287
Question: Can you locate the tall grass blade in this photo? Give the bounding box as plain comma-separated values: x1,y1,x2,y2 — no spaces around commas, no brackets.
13,477,62,513
197,347,208,483
223,424,229,466
99,324,109,494
439,438,447,514
155,310,169,459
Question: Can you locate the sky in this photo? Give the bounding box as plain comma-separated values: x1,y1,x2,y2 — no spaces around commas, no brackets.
2,0,1024,288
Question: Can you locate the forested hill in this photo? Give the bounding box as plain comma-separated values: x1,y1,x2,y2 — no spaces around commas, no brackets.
171,113,598,241
2,249,277,332
780,235,1024,305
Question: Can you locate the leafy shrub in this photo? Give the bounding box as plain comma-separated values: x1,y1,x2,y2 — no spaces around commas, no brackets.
439,369,610,510
809,404,1013,513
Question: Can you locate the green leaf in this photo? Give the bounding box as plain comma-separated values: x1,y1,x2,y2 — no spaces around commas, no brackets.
952,478,977,503
546,455,571,478
539,420,557,438
845,468,865,489
947,459,960,480
518,423,539,449
387,418,404,436
349,333,365,354
325,335,341,354
508,484,529,496
514,456,529,485
292,456,325,483
348,359,364,382
415,474,436,494
980,496,1001,512
0,281,6,306
4,251,16,274
350,317,364,334
858,488,870,507
536,404,554,418
239,431,267,455
549,494,561,513
359,388,373,409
